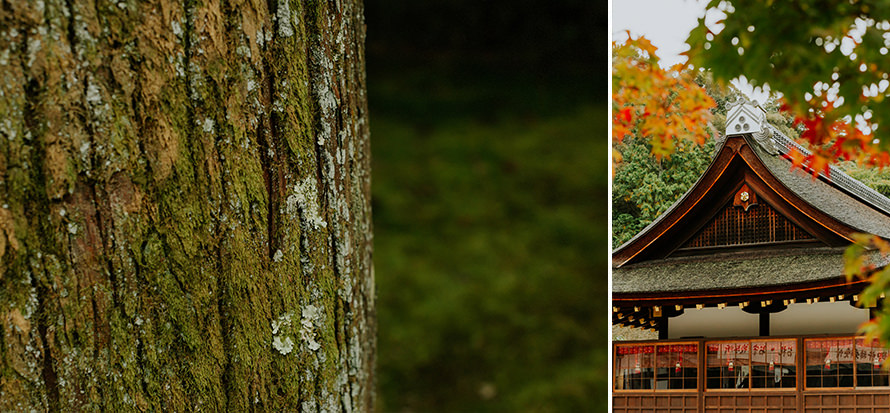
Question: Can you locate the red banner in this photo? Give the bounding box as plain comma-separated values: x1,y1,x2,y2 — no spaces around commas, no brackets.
707,342,749,354
656,344,697,354
616,344,654,355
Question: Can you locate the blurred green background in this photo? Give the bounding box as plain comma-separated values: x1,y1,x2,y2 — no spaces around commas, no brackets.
365,1,608,410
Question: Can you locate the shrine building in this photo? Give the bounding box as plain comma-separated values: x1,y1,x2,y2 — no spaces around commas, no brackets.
611,99,890,412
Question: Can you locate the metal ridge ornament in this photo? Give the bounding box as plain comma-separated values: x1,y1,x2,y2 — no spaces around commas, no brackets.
725,97,781,155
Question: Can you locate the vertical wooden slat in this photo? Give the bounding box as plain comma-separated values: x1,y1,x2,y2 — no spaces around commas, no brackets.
699,340,705,413
798,337,805,413
680,201,814,250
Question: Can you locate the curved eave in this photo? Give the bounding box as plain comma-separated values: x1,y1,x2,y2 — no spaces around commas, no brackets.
766,124,890,218
612,276,868,306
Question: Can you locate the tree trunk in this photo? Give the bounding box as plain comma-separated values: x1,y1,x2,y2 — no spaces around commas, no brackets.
0,0,374,410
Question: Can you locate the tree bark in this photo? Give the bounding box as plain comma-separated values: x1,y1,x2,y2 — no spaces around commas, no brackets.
0,0,374,410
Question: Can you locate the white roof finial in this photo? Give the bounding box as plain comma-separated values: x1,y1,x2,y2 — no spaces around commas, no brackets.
725,96,766,136
725,96,781,154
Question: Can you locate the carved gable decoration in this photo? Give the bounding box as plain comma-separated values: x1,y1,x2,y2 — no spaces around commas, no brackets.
678,196,815,252
733,183,757,211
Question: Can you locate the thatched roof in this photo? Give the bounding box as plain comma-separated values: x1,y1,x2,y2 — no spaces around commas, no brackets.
754,125,890,238
615,247,852,294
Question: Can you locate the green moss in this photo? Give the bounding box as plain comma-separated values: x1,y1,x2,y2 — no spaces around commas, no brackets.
2,0,371,410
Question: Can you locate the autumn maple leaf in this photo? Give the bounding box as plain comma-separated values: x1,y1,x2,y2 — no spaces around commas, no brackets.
612,36,715,168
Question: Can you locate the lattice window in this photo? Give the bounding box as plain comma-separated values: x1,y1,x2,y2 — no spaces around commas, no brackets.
805,338,855,388
615,343,699,391
706,341,750,389
706,339,797,390
680,201,814,249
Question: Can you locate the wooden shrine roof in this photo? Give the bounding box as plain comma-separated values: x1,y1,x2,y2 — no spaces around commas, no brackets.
612,101,890,299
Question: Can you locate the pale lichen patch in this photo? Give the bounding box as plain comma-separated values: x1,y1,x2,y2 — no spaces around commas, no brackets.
271,312,292,335
300,305,322,351
286,176,327,230
26,37,41,68
1,118,17,141
202,118,214,133
271,311,296,355
272,336,294,355
275,0,294,38
85,80,102,106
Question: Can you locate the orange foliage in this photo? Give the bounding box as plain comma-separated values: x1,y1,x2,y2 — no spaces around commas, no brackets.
782,98,889,178
612,35,716,173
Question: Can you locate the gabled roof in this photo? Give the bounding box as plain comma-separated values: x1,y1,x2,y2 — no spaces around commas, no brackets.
612,100,890,294
611,101,890,328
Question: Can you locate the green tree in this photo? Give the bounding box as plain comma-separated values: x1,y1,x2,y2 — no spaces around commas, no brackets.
612,137,715,248
0,0,374,410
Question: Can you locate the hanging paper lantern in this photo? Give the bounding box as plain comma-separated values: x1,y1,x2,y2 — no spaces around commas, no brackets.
728,359,734,372
675,355,682,373
824,353,831,370
874,353,881,368
634,355,641,374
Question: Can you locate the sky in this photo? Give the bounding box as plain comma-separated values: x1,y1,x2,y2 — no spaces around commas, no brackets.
612,0,708,68
612,0,772,104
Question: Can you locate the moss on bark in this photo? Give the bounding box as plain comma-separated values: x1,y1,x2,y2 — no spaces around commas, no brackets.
0,0,374,410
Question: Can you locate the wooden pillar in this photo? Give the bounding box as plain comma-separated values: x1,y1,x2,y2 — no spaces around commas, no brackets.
759,312,769,336
796,337,804,412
